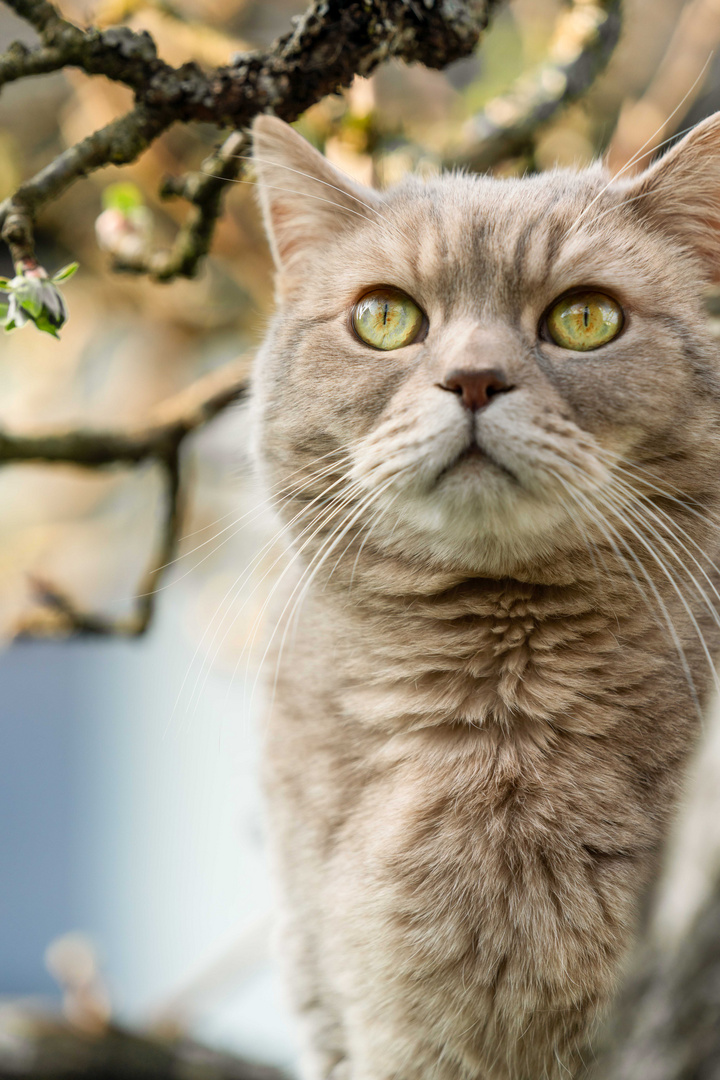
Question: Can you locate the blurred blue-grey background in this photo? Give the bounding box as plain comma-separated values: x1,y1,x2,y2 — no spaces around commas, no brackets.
1,591,296,1066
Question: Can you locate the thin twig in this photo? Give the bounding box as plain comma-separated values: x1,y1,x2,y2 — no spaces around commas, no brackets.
1,105,171,266
7,358,249,639
450,0,622,172
0,1004,287,1079
114,132,249,280
0,357,248,467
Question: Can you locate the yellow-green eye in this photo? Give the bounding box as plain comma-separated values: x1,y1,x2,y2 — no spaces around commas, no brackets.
352,288,424,351
546,291,624,351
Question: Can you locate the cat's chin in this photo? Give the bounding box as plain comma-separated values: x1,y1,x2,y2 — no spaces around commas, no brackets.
375,467,581,579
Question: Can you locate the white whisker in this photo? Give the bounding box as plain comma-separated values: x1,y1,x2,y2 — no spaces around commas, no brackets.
593,485,715,705
170,462,355,727
229,177,406,240
217,475,374,714
252,475,405,720
241,153,416,246
564,51,714,241
551,470,701,714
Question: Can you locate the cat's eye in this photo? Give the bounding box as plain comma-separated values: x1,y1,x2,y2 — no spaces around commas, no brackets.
351,288,425,351
545,291,624,352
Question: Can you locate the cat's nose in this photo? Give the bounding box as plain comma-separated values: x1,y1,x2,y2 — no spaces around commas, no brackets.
438,369,513,411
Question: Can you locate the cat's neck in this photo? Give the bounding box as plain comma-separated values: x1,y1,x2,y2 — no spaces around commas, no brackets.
284,543,694,742
320,537,616,615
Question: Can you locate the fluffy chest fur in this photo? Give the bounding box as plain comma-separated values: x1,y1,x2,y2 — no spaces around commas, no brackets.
264,574,701,1079
339,580,650,731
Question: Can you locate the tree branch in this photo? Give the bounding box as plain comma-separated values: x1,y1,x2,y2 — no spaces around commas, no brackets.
113,131,249,280
1,105,171,266
6,358,249,639
0,1007,287,1080
15,447,181,637
0,0,503,275
0,39,71,83
451,0,622,172
0,357,248,467
6,0,65,35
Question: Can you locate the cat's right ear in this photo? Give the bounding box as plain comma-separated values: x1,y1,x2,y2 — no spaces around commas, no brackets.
619,111,720,282
252,115,381,299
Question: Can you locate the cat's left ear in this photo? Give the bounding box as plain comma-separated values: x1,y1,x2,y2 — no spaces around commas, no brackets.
252,115,381,299
620,111,720,282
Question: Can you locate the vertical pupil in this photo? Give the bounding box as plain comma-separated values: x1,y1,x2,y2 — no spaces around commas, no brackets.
583,305,590,328
383,302,389,326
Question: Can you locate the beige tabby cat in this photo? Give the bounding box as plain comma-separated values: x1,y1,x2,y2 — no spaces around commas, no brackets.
250,111,720,1080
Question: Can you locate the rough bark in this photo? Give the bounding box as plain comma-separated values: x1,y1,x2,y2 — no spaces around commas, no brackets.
0,0,501,270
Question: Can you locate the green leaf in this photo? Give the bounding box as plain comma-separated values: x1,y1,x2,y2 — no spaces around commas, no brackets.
0,277,10,289
0,301,8,320
34,313,60,337
102,181,145,214
52,261,79,283
19,293,43,319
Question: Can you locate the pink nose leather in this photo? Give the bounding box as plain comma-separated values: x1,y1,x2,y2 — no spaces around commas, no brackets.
440,368,512,411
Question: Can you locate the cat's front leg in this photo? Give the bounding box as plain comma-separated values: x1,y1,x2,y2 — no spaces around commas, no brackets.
317,778,615,1080
295,1011,347,1080
318,863,484,1080
275,892,349,1080
323,996,474,1080
288,961,346,1080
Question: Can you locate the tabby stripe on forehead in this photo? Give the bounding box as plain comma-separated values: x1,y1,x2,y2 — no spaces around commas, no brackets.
472,221,489,256
510,216,545,321
432,204,450,264
406,246,421,290
542,217,566,279
296,312,339,328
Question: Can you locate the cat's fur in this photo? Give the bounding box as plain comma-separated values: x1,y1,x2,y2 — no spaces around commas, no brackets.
250,111,720,1080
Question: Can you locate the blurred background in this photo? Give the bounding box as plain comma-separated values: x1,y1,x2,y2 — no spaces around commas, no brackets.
3,0,720,1070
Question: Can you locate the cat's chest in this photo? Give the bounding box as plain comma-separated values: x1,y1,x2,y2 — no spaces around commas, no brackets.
341,599,626,736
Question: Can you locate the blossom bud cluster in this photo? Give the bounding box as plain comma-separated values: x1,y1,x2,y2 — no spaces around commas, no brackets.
0,263,78,338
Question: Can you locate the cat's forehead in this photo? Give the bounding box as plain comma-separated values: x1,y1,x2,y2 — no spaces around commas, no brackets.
385,169,606,248
338,168,649,315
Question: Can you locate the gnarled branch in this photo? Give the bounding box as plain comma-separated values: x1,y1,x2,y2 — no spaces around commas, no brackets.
113,131,249,280
6,359,249,639
0,0,503,277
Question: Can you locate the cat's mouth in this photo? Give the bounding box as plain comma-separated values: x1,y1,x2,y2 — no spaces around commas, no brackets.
438,437,518,485
457,444,485,463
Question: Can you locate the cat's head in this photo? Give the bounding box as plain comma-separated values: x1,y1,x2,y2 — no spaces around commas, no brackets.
251,113,720,583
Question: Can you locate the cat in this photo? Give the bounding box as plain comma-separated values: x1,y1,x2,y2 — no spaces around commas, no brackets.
249,110,720,1080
